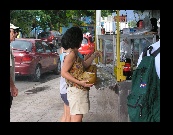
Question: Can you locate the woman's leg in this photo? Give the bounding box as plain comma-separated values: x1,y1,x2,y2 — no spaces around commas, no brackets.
60,103,66,122
60,93,71,122
60,103,71,122
70,114,83,122
65,104,71,122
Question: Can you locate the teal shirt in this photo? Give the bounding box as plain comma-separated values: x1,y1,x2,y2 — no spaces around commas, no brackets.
60,52,84,62
77,52,84,60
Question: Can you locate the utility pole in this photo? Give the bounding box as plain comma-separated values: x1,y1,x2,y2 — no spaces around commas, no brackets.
96,10,101,49
95,10,101,63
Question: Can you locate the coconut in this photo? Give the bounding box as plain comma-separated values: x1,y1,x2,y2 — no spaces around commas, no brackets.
86,65,97,74
82,72,97,84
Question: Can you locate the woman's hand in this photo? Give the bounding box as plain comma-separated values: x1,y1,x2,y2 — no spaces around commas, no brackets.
93,50,102,58
82,50,102,68
79,80,94,87
84,53,92,61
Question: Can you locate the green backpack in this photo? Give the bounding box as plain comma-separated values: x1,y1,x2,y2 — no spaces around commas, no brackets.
127,45,160,122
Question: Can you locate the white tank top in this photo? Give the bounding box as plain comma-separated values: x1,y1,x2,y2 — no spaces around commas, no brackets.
59,49,70,94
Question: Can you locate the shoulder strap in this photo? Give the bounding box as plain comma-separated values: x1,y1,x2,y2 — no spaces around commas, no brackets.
142,46,153,57
151,47,160,57
142,46,160,58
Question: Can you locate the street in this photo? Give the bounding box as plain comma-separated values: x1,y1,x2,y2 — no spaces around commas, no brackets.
15,71,60,92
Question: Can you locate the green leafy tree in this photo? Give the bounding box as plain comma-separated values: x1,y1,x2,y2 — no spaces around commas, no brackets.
10,10,115,36
10,10,39,37
128,20,137,28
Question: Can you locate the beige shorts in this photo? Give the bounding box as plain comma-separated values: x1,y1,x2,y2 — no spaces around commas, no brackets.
67,87,90,115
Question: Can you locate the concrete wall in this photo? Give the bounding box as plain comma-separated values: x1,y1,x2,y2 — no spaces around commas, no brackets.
83,81,132,122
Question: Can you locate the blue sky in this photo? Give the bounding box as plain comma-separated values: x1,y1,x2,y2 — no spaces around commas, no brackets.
119,10,135,21
84,10,140,24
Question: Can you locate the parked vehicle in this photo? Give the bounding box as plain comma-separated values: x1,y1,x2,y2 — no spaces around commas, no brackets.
78,33,95,55
38,31,62,48
10,38,61,82
48,43,59,53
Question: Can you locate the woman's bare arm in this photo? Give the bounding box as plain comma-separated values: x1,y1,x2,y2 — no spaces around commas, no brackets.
82,51,102,68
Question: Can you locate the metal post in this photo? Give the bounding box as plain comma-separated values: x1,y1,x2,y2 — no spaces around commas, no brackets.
95,10,102,63
116,10,121,81
99,39,103,63
115,10,126,82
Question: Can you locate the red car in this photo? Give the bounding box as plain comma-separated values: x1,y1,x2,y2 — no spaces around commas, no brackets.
38,31,62,47
78,33,95,55
10,38,61,82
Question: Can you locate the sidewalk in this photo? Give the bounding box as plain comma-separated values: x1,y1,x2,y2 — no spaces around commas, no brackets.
10,77,120,122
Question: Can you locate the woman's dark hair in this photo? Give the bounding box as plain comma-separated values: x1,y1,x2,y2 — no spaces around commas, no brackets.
61,26,83,50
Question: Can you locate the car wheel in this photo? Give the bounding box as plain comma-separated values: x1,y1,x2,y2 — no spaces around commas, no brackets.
53,59,61,75
32,64,41,82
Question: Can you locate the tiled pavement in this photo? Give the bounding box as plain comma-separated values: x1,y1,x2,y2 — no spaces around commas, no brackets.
10,77,125,122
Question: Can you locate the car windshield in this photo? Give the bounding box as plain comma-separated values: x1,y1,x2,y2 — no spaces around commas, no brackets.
82,37,88,44
11,40,32,51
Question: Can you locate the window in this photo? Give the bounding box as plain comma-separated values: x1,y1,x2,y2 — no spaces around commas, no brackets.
11,40,32,51
42,42,51,53
35,41,44,53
